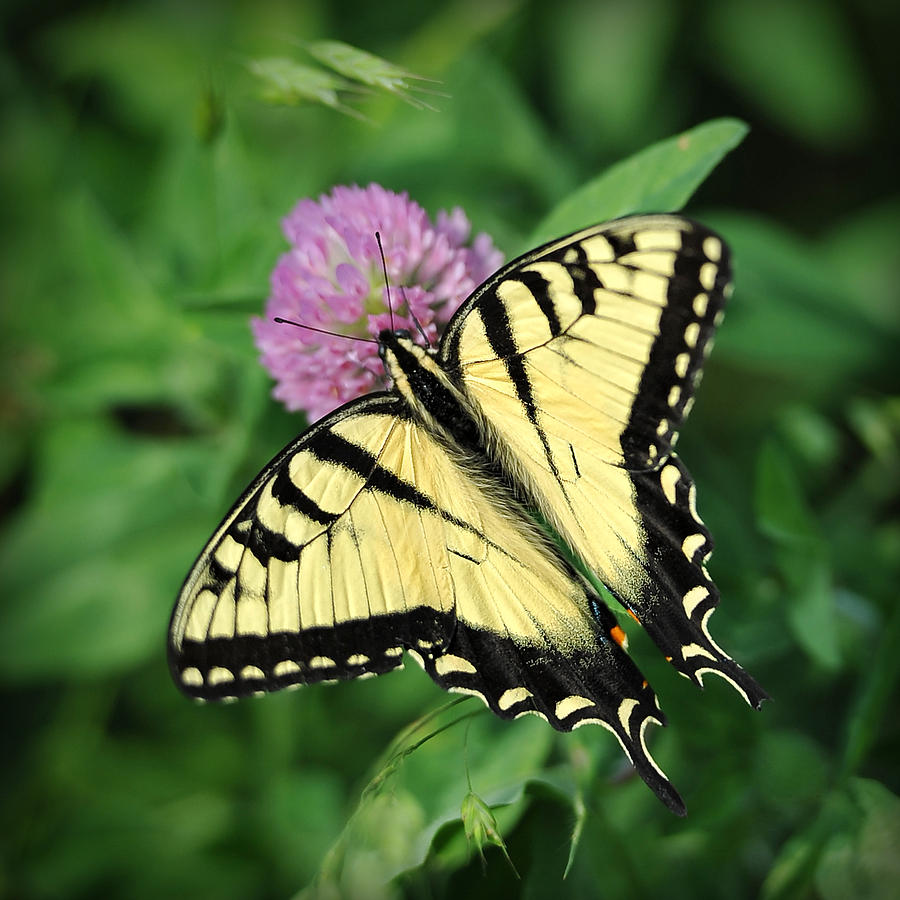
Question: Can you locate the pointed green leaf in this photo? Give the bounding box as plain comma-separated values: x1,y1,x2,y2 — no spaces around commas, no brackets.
529,118,748,244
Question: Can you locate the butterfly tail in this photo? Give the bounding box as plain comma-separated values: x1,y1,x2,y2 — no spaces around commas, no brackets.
420,609,687,815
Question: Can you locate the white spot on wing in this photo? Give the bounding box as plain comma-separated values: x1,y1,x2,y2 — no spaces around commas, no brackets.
682,533,706,561
682,585,710,618
675,352,690,378
682,643,716,661
684,322,701,349
661,464,681,504
555,695,594,720
617,697,639,733
700,262,718,290
435,654,478,676
208,667,234,686
688,483,701,522
274,660,300,677
703,236,722,262
498,687,532,710
240,665,265,680
693,292,709,317
182,667,203,687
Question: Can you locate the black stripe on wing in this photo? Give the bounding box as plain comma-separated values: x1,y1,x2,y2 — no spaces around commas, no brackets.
474,277,572,507
619,221,731,468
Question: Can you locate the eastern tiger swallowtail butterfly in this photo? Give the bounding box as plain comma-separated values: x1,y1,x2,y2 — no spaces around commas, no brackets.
169,214,767,815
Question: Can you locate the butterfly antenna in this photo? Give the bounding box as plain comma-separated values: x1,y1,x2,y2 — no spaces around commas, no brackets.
273,317,378,345
400,286,431,348
375,232,395,332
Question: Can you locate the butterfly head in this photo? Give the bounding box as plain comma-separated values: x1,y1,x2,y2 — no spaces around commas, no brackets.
378,327,412,343
377,328,419,375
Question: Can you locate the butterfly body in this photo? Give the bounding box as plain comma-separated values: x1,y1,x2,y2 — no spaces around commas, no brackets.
169,215,767,814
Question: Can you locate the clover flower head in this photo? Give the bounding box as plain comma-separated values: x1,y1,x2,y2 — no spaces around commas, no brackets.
252,183,504,421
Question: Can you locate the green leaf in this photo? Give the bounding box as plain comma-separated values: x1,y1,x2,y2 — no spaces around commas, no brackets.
704,212,892,389
822,201,900,334
755,441,818,543
816,780,900,900
0,410,264,679
562,789,587,879
308,40,437,109
756,441,840,669
786,552,840,670
248,58,365,118
840,601,900,779
460,790,518,874
529,118,748,245
707,0,872,147
546,0,678,154
40,9,217,135
755,730,829,819
309,710,555,894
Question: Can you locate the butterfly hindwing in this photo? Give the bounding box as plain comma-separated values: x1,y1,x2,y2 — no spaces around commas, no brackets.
441,215,766,708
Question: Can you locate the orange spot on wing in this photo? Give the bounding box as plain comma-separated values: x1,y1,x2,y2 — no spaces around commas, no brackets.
665,655,673,662
627,609,641,625
610,625,627,648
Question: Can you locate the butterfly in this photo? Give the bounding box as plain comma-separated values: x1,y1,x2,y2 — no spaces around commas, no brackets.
168,214,767,815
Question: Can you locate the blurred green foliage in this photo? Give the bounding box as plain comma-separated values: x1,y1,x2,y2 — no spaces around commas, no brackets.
2,1,899,898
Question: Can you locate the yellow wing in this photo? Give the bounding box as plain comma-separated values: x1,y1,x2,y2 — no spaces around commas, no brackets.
441,214,767,708
168,393,685,812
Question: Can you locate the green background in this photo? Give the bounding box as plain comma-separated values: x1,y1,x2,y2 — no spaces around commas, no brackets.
2,1,898,898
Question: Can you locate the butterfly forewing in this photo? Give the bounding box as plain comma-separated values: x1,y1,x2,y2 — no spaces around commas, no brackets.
441,215,767,708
